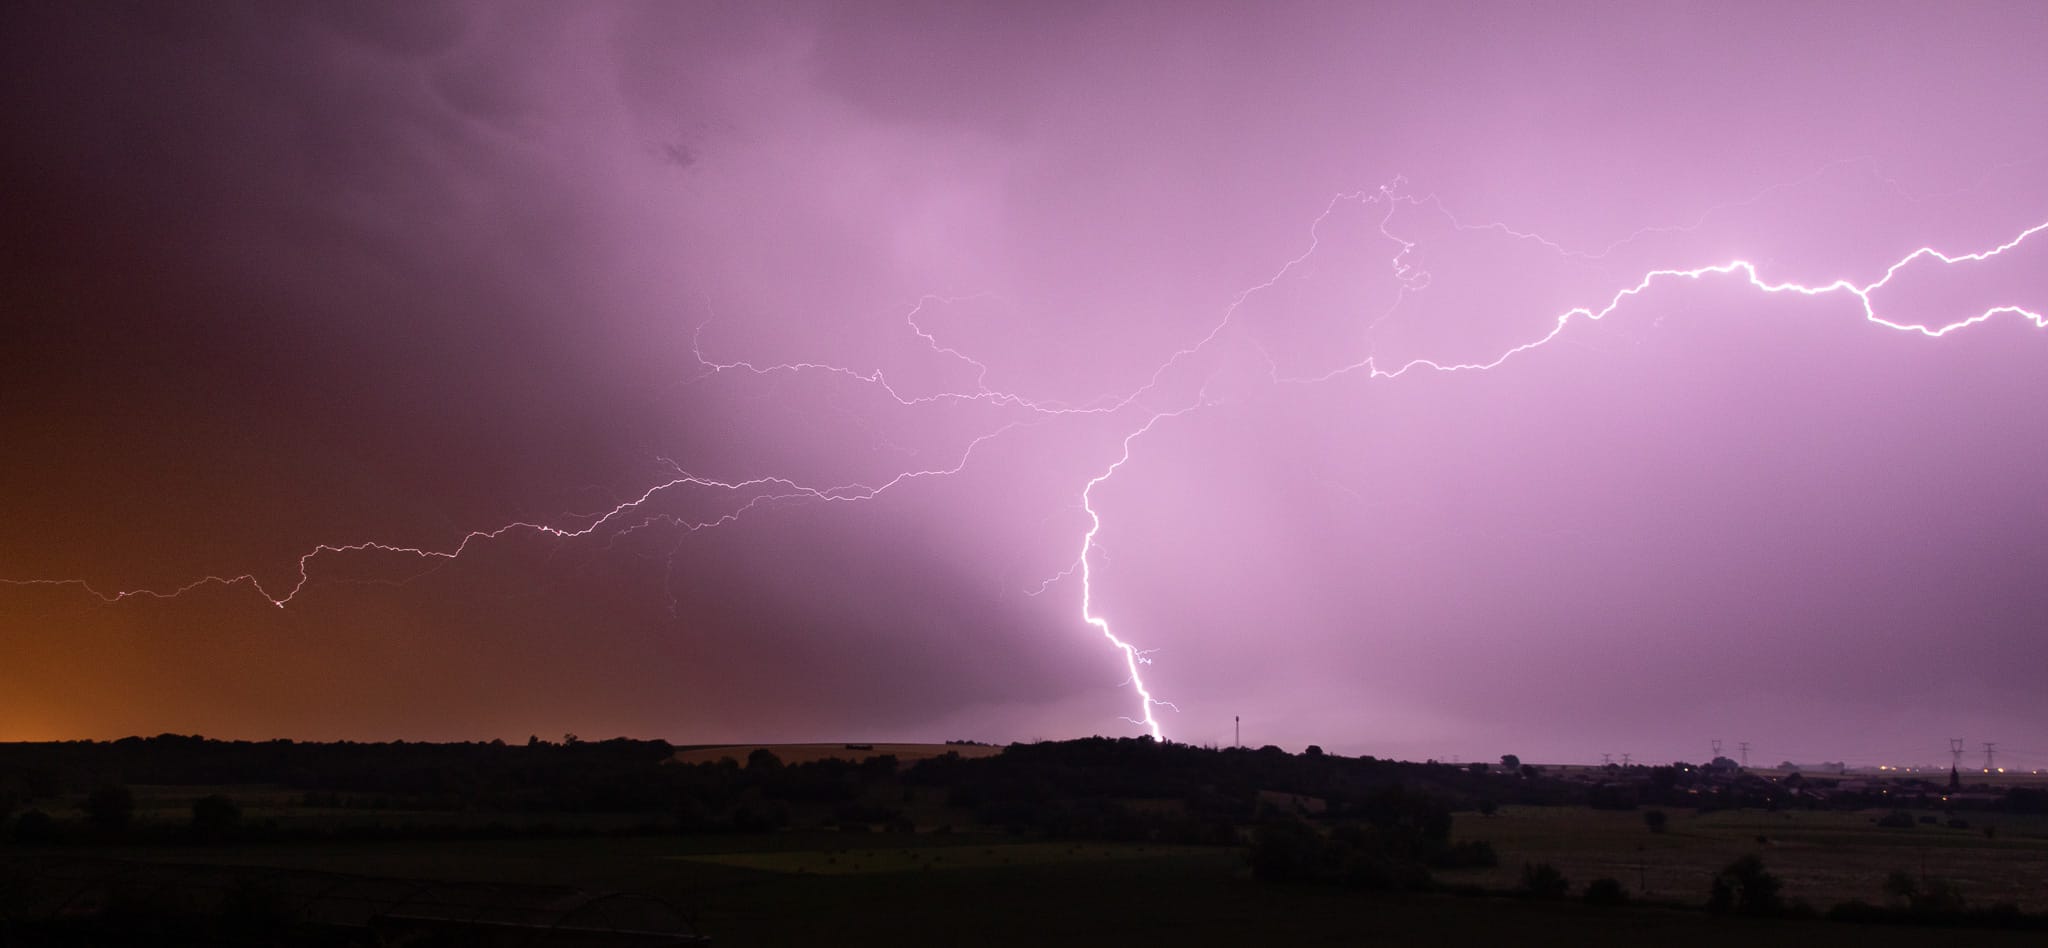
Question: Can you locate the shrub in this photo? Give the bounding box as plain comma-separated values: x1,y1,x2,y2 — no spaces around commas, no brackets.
1520,862,1569,899
1827,899,1882,922
1419,838,1498,870
85,784,134,834
218,878,290,941
1584,876,1630,906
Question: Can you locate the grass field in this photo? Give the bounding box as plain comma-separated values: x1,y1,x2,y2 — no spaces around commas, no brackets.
669,742,1005,766
1446,804,2048,911
672,839,1213,874
21,778,2048,945
118,783,669,834
59,825,2041,947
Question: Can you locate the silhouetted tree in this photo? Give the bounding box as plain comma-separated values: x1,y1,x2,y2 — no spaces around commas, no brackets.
1883,869,1966,914
1588,783,1639,810
1919,876,1966,914
191,794,241,838
1707,855,1783,915
12,808,57,843
84,784,133,833
1500,754,1520,770
1249,819,1327,883
1880,869,1916,907
746,748,783,771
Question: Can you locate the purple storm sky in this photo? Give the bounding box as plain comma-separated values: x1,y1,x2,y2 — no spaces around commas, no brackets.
4,1,2047,768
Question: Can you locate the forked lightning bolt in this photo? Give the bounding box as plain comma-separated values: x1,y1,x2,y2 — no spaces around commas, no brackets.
1077,404,1204,739
8,170,2047,740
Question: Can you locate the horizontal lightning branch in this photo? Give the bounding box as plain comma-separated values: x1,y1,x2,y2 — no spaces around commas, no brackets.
5,423,1030,609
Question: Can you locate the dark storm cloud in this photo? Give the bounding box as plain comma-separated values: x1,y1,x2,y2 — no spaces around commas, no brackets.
309,0,468,56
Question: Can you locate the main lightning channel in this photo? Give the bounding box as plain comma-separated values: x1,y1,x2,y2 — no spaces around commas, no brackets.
1075,403,1206,740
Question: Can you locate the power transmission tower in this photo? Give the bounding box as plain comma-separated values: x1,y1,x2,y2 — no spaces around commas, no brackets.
1737,742,1750,768
1711,738,1723,759
1601,753,1612,767
1950,738,1966,770
1621,752,1632,767
1983,742,1997,772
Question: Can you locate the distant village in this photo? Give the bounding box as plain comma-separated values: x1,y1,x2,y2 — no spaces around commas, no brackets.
1486,754,2048,817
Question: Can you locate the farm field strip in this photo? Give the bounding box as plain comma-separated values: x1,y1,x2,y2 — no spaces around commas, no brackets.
671,841,1222,875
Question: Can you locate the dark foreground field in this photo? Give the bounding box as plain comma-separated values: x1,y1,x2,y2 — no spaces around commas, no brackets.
7,738,2048,945
0,830,2036,947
